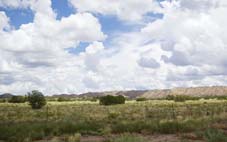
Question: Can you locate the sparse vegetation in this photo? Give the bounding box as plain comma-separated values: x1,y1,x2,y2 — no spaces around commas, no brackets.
1,93,227,141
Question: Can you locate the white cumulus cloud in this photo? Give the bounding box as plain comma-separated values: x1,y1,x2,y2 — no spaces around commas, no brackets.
69,0,160,21
1,0,227,95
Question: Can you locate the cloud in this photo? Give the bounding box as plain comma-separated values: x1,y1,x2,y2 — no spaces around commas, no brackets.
0,74,15,85
83,41,105,71
0,11,105,71
69,0,160,21
85,41,104,54
0,0,106,94
178,0,220,11
0,11,9,31
142,0,227,69
83,76,100,89
0,0,31,9
139,0,227,86
138,57,160,68
162,51,190,66
1,0,227,95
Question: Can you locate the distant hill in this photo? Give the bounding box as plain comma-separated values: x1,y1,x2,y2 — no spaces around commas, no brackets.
2,86,227,99
76,86,227,99
171,86,227,97
38,86,227,99
52,94,78,98
0,93,14,99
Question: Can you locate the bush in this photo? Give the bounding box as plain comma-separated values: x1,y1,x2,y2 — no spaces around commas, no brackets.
8,96,27,103
57,97,71,102
136,97,147,102
90,97,98,102
99,95,125,105
216,96,227,100
27,90,46,109
202,95,227,100
204,129,227,142
166,95,199,102
0,99,7,103
174,95,187,102
166,95,175,100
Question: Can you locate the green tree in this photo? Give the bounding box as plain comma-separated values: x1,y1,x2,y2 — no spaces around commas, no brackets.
27,90,46,109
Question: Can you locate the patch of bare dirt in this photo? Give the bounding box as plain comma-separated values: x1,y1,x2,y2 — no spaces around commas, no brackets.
35,134,207,142
81,136,106,142
146,134,179,142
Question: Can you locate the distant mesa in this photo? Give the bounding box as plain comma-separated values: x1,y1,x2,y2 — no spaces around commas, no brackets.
52,86,227,99
1,86,227,99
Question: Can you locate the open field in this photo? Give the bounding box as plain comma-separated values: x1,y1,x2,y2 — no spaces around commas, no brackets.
1,100,227,142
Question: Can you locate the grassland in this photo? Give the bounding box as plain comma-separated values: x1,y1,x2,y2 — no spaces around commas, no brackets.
1,99,227,142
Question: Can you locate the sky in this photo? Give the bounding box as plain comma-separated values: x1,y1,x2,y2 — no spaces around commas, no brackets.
0,0,227,95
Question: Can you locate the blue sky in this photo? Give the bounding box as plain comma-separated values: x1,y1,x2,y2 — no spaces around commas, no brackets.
51,0,75,19
0,7,34,29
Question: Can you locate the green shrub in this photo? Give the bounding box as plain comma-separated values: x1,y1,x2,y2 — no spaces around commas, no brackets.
166,95,227,101
0,99,7,103
0,120,104,141
166,95,199,102
174,95,187,102
216,96,227,100
111,121,151,133
90,97,98,102
58,120,104,135
57,97,71,102
158,119,209,134
8,96,26,103
136,98,147,102
27,90,46,109
202,95,227,100
99,95,125,105
111,119,206,134
204,129,227,142
157,121,180,134
166,95,175,100
0,122,46,142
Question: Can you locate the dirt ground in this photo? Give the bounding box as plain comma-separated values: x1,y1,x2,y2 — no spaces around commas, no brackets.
35,133,204,142
80,134,203,142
